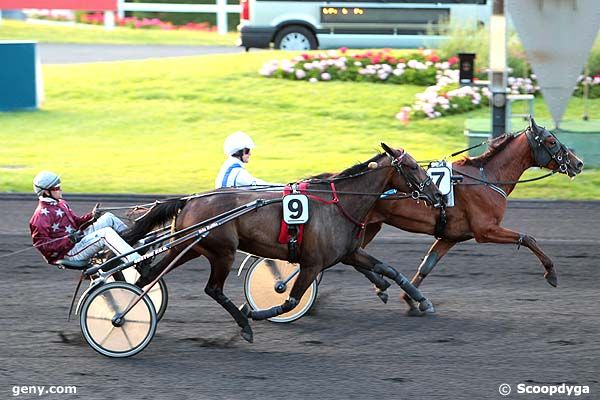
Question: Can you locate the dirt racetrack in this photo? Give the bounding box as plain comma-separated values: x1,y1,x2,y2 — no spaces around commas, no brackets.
1,197,598,399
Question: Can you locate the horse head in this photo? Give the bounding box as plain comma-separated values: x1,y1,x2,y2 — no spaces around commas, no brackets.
526,118,584,177
380,142,444,207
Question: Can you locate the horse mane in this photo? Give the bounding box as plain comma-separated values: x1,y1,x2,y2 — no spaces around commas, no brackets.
335,153,386,178
455,133,517,168
304,152,387,183
310,172,335,180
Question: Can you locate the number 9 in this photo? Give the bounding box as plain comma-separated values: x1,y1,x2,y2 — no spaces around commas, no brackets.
288,199,303,219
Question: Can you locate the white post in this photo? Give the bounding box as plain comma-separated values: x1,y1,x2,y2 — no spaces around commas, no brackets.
216,0,227,35
117,0,125,20
489,0,507,137
104,10,116,30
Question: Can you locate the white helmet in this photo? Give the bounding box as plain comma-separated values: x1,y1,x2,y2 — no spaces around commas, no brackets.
223,131,255,156
33,171,61,196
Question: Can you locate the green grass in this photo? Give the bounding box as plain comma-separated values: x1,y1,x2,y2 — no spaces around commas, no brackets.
0,20,237,45
0,50,598,199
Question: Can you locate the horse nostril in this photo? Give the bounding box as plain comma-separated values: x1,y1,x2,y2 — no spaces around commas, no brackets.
576,161,584,170
435,193,443,199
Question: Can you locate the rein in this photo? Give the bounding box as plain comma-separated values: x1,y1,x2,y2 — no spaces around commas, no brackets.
304,182,367,232
455,169,557,186
0,235,71,259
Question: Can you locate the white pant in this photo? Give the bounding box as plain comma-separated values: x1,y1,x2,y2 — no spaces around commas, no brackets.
84,212,128,235
64,213,140,264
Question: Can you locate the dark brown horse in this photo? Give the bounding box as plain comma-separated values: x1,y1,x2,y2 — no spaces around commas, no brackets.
124,144,443,341
360,119,584,315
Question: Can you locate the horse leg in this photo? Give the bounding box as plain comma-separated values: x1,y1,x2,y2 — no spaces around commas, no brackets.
204,251,254,343
354,222,392,303
402,239,456,316
242,266,321,321
474,225,558,287
353,266,391,304
342,249,434,313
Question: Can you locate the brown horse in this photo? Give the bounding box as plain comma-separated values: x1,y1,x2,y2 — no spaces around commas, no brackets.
360,118,584,315
124,143,443,341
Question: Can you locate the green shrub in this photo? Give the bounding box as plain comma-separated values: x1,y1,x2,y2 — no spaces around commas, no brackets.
437,22,599,78
129,0,240,30
586,36,600,75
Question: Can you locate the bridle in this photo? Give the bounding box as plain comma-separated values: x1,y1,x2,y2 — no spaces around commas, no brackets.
525,127,571,173
390,151,437,203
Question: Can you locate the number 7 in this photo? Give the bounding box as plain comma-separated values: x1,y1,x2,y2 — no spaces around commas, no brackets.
431,171,445,187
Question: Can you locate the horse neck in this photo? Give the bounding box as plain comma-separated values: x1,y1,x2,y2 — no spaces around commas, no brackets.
333,166,395,220
484,133,535,195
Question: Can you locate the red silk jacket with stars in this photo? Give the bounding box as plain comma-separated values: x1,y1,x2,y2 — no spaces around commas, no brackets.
29,197,93,264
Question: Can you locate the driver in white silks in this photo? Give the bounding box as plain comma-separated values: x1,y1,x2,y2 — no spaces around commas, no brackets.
215,131,276,189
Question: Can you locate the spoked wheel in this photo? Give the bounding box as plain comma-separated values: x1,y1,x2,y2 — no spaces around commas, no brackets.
110,268,168,321
80,282,157,358
244,258,318,323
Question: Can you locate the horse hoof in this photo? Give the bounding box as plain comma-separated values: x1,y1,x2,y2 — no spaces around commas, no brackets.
418,299,435,314
240,325,254,343
545,270,558,287
376,290,389,304
406,307,424,317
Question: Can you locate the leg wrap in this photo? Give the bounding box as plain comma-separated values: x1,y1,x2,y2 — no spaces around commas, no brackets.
417,251,439,278
249,297,298,321
356,267,391,291
205,287,248,327
373,263,425,302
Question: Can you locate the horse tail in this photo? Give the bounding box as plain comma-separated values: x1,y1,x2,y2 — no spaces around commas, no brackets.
123,199,188,244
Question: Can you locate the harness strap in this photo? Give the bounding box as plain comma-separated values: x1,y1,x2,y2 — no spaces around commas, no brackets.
307,182,366,236
479,167,508,199
434,206,447,239
221,164,242,188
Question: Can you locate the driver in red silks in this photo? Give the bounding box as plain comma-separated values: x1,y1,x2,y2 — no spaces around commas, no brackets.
28,171,140,267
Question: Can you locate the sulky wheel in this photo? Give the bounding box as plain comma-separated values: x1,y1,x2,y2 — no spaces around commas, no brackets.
110,268,168,322
244,258,318,323
80,282,157,358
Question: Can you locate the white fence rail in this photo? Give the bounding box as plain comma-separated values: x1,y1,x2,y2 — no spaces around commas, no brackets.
115,0,240,34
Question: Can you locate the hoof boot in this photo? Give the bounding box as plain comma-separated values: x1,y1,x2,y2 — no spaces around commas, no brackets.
240,325,254,343
376,290,389,304
418,298,435,313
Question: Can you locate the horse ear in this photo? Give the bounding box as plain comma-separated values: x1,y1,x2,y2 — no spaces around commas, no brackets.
529,116,539,132
380,142,394,156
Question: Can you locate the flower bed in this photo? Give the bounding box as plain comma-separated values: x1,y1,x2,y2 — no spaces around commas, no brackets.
404,74,598,120
403,68,491,120
261,48,598,121
259,48,458,86
574,75,600,99
77,12,216,31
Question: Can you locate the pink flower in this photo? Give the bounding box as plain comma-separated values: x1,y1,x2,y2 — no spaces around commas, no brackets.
447,56,459,65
